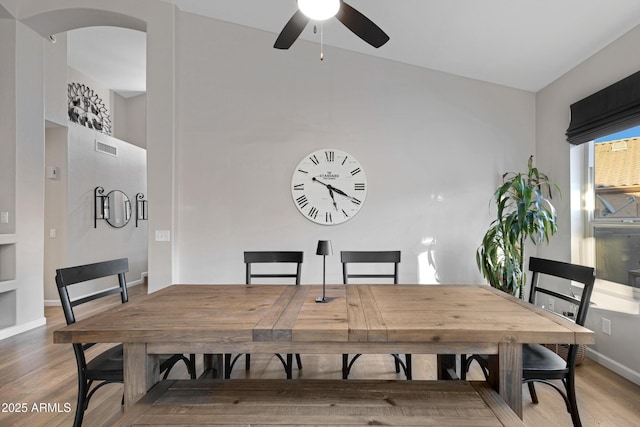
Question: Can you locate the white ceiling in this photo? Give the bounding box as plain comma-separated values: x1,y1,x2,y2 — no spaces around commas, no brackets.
66,0,640,98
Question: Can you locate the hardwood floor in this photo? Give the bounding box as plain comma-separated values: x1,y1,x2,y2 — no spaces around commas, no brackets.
0,285,638,426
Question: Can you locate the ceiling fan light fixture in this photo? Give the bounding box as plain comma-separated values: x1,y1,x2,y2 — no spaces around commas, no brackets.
298,0,340,21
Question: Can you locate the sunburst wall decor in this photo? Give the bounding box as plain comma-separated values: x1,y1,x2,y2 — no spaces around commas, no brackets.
67,82,112,135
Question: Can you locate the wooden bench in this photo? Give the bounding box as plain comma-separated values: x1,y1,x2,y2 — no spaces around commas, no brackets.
112,379,524,426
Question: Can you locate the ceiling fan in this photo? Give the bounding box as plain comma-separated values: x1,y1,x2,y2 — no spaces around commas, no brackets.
274,0,389,50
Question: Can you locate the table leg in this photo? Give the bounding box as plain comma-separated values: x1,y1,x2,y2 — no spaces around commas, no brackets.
436,354,458,380
203,353,223,379
492,342,522,418
123,343,159,409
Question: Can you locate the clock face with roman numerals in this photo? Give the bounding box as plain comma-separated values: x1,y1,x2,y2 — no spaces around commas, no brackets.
291,149,367,225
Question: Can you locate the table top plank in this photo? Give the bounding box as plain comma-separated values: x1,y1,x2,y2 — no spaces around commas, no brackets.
357,285,388,342
254,285,299,342
54,284,594,347
345,284,368,342
292,285,349,342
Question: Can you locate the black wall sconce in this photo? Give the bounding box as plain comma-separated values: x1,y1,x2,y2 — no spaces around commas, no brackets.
94,186,108,228
135,193,148,227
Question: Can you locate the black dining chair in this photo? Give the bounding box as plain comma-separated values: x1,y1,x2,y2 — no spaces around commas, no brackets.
56,258,196,427
461,257,595,427
340,250,412,380
224,251,304,379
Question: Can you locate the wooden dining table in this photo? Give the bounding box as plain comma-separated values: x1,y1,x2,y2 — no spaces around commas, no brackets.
53,283,594,419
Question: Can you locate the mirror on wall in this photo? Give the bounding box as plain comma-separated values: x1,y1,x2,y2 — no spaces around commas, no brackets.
105,190,131,227
94,187,132,228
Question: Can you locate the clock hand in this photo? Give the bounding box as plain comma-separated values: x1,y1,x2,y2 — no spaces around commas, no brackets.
327,185,349,198
312,178,339,210
327,184,359,203
328,188,338,211
311,177,331,188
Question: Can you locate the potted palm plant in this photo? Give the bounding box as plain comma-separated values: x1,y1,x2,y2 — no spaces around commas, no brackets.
476,156,560,299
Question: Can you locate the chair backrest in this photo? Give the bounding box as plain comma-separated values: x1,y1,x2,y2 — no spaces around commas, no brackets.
528,257,595,327
244,251,303,285
55,258,129,325
341,251,401,284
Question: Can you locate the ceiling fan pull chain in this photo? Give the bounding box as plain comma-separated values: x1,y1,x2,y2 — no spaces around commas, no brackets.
320,23,324,61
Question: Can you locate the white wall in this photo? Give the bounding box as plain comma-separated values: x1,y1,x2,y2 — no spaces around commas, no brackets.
173,13,536,286
44,31,67,126
43,123,149,304
114,93,146,148
0,18,16,236
61,123,147,300
536,24,640,384
43,126,68,302
0,0,171,338
12,21,46,333
41,51,149,302
67,49,147,150
67,66,114,132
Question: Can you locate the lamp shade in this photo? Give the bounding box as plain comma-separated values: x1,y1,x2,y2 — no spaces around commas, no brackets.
298,0,340,21
316,240,333,256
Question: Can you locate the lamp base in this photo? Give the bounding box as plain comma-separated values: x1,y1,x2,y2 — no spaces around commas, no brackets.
315,296,329,303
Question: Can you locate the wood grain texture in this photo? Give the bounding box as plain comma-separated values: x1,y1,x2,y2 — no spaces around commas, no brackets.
55,284,593,347
112,379,525,426
498,341,523,418
0,285,637,426
53,284,594,417
123,343,156,408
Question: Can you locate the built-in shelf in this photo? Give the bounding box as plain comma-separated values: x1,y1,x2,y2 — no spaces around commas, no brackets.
0,236,17,329
0,234,17,245
0,289,16,329
0,241,16,283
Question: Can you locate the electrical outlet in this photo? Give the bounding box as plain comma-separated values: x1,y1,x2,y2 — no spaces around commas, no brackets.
602,318,612,335
548,298,555,312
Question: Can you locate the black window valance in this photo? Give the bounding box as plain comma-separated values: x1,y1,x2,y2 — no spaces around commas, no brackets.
566,70,640,145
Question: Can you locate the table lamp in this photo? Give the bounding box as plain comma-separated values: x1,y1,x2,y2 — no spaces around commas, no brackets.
316,240,333,303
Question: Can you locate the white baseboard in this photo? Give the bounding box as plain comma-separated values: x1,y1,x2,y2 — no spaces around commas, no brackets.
586,347,640,386
0,317,47,341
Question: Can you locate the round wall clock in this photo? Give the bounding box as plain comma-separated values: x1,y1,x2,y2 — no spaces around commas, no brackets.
291,149,367,225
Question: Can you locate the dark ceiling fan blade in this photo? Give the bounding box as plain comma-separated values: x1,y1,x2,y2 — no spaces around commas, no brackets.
274,10,309,49
336,1,389,48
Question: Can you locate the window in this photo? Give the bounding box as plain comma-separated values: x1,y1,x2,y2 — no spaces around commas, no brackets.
587,125,640,290
567,70,640,297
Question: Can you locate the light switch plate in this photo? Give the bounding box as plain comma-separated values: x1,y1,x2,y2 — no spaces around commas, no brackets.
0,211,8,224
155,230,170,242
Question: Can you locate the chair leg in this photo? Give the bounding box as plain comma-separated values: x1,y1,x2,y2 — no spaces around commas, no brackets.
460,354,468,380
224,354,232,379
189,354,197,379
286,354,293,379
566,374,582,427
295,353,303,370
245,353,251,370
73,377,88,427
342,354,363,379
342,354,349,379
527,382,539,404
405,354,412,380
394,354,401,373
